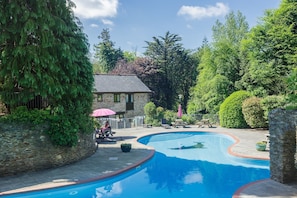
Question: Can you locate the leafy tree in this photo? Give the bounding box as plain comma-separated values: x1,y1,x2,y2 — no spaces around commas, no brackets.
188,12,249,115
111,57,160,93
286,67,297,109
240,0,297,96
144,31,197,110
123,51,137,62
94,28,123,73
212,11,249,92
92,60,104,74
188,43,216,114
260,95,287,121
110,59,138,75
0,0,94,146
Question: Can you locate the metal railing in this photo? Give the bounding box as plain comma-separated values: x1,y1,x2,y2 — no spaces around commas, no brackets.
97,116,145,129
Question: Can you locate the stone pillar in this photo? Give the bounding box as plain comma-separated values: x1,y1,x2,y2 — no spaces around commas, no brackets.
269,108,297,183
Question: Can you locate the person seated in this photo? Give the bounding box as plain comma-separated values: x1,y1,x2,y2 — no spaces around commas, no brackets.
101,121,112,136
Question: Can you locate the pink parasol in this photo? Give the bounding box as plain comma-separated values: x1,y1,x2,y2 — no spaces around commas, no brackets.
91,108,116,117
177,104,182,118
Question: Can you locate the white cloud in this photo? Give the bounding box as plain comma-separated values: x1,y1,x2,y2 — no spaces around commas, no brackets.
102,19,114,26
177,2,229,20
72,0,119,19
90,23,99,28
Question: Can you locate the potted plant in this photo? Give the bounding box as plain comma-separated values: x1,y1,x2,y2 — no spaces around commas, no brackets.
121,143,132,152
256,141,267,151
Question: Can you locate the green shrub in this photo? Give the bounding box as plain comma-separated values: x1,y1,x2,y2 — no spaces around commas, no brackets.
181,114,196,124
0,106,50,124
242,97,267,128
47,115,79,147
0,106,93,147
156,106,165,121
144,102,156,125
163,110,176,124
260,95,286,121
219,90,251,128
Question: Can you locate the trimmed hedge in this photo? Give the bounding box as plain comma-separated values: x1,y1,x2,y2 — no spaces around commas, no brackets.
242,97,267,128
219,90,251,128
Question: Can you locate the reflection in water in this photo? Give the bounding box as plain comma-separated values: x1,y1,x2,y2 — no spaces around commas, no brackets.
95,182,122,198
5,132,269,198
183,170,203,184
144,151,269,197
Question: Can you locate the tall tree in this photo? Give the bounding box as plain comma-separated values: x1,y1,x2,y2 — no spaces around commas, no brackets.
93,28,123,73
188,11,249,114
240,0,297,96
0,0,93,111
212,11,249,90
0,0,94,145
144,31,197,110
110,57,160,103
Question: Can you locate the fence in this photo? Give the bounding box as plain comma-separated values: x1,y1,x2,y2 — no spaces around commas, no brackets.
97,116,145,129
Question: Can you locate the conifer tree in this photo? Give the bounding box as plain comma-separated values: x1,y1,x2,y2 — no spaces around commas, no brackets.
0,0,93,113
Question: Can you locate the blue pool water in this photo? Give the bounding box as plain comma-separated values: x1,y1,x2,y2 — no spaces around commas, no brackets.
3,132,270,198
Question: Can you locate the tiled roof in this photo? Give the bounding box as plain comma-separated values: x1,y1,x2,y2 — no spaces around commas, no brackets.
93,74,152,93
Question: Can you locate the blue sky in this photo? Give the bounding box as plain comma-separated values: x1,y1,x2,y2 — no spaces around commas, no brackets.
72,0,281,55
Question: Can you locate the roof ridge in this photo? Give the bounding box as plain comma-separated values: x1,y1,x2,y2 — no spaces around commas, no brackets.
94,74,137,76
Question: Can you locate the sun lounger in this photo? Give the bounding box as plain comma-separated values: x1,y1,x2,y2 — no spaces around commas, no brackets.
143,124,153,128
197,119,212,128
171,119,187,128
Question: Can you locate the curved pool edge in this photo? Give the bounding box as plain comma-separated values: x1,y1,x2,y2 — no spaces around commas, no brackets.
232,179,270,198
224,132,270,161
136,131,271,198
77,147,155,184
137,130,270,161
0,145,155,197
0,127,271,197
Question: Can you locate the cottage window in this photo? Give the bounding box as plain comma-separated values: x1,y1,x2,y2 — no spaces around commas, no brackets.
97,94,103,102
114,94,121,103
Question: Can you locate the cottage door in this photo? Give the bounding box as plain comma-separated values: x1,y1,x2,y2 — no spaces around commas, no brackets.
126,94,134,110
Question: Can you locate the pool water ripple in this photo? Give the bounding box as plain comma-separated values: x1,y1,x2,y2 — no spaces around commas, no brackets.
2,132,269,198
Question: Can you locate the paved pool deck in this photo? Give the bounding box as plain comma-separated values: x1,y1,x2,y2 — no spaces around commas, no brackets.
0,126,297,197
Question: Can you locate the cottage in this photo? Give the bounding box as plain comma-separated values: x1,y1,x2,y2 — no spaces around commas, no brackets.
93,74,152,118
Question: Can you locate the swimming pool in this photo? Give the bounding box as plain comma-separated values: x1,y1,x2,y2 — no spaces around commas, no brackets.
2,132,269,198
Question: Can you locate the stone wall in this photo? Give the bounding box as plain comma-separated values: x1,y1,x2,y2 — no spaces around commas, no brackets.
269,109,297,183
0,123,97,176
126,93,149,117
92,93,149,117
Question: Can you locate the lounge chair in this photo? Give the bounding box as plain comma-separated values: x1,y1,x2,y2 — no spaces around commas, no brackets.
95,127,116,144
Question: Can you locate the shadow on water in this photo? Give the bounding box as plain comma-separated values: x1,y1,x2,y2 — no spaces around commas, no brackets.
2,133,270,198
144,151,269,197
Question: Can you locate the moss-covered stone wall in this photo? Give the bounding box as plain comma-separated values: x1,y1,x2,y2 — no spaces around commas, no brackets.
0,123,97,176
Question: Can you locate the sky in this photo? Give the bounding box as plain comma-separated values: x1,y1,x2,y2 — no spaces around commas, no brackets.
71,0,281,55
